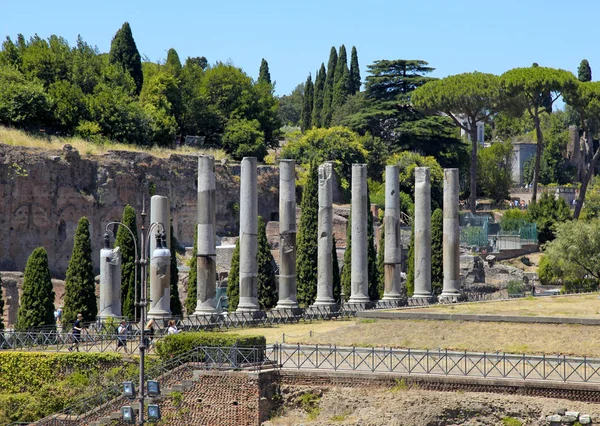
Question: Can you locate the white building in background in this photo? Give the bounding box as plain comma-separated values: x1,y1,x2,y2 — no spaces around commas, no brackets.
459,117,485,146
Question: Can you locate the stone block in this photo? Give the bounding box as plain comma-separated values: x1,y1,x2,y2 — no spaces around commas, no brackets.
579,414,591,424
565,411,579,419
561,415,577,424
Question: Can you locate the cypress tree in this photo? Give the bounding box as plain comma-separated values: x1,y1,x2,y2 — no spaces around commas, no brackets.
0,274,4,330
301,74,314,132
367,191,380,301
578,59,592,82
406,224,415,297
115,205,139,320
431,208,443,296
312,64,326,128
170,223,183,316
257,216,277,310
63,217,97,326
332,45,350,110
296,159,319,306
16,247,55,331
226,239,240,311
332,237,341,304
185,226,198,315
321,47,338,127
166,48,182,77
349,46,361,94
377,223,385,298
341,212,351,299
258,58,271,85
109,22,143,95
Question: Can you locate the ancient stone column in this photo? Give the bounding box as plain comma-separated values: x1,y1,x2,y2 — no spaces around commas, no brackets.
195,155,218,314
148,195,172,318
313,162,337,306
383,165,403,301
442,168,461,299
237,157,259,312
348,164,370,304
99,233,122,318
276,160,299,309
412,167,432,299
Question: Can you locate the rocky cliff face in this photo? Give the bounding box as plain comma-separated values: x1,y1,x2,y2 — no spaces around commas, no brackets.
0,144,280,277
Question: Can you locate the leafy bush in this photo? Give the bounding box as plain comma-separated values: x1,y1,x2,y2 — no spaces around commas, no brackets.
500,209,527,232
155,331,266,362
538,255,561,286
526,193,571,244
562,278,599,294
506,280,525,295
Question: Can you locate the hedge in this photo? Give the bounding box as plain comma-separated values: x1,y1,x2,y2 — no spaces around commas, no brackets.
155,331,266,362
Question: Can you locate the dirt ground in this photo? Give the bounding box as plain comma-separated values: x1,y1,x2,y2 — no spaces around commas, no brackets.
501,252,542,274
265,386,600,425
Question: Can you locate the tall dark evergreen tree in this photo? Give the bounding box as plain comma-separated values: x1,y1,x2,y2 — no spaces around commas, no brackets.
377,223,385,298
578,59,592,82
301,74,314,132
16,247,55,331
321,47,338,127
332,45,350,110
257,216,278,310
349,46,361,94
406,224,415,297
296,159,319,306
226,239,240,311
0,274,4,330
258,58,271,85
312,64,326,128
170,223,183,316
115,205,139,320
165,48,183,77
332,237,341,304
185,226,198,315
108,22,143,95
341,211,352,299
431,208,443,295
367,191,380,301
63,217,96,326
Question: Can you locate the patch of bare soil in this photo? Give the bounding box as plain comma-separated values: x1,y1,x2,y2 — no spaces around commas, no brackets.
264,385,600,426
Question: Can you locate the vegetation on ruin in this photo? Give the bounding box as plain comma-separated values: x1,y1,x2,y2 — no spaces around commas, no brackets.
114,205,139,320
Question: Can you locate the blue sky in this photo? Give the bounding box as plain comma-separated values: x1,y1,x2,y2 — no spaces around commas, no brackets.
1,0,597,96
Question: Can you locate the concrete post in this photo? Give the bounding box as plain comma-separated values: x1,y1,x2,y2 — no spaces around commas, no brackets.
348,164,370,304
313,162,337,306
442,168,461,299
99,234,122,318
383,165,403,301
194,155,218,314
148,195,172,318
276,159,299,309
412,167,432,299
237,157,259,312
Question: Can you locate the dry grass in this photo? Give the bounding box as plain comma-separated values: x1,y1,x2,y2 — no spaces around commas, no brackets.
0,126,228,159
408,294,600,318
223,320,355,344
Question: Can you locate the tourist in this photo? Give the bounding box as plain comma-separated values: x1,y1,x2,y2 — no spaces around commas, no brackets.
116,320,128,353
68,313,83,352
167,320,179,335
144,319,156,349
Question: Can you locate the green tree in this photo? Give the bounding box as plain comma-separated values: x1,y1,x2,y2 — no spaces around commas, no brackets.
405,224,415,297
185,226,198,315
500,66,577,203
301,74,313,132
477,140,514,203
341,212,352,299
526,193,571,244
258,58,271,85
278,83,303,126
165,48,182,78
365,59,434,102
312,64,326,128
296,160,319,306
222,118,267,161
321,47,338,127
377,223,385,298
578,59,592,82
16,247,55,331
170,223,183,316
367,190,380,301
431,209,443,295
412,72,501,213
226,239,240,311
108,22,143,95
115,205,139,320
0,274,4,330
332,45,350,110
0,65,49,127
332,237,341,304
257,216,277,310
62,217,96,326
349,46,361,95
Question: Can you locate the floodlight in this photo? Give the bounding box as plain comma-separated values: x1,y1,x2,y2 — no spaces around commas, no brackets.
147,380,160,397
122,406,135,424
123,381,136,398
147,404,161,421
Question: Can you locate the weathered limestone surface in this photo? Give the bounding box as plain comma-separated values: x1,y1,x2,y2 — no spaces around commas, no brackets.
313,163,336,306
98,238,122,318
237,157,259,312
0,144,280,277
442,168,461,298
276,160,298,309
148,195,171,318
383,165,403,301
413,167,432,299
349,164,369,304
195,156,218,314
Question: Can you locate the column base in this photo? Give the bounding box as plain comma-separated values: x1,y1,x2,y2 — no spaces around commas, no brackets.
228,311,266,321
267,307,304,318
439,292,463,303
312,298,337,307
275,300,299,310
409,295,434,306
237,297,260,312
376,299,406,309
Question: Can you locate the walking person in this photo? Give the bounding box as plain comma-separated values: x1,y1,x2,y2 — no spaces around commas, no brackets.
167,320,179,335
68,313,83,352
116,320,128,353
144,319,156,350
